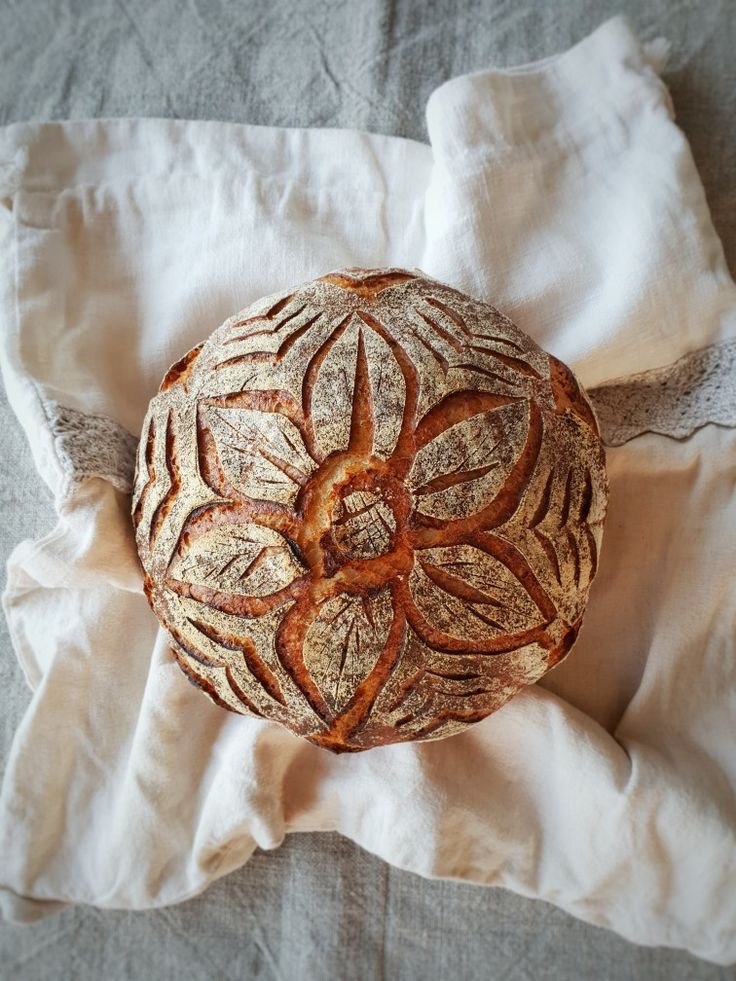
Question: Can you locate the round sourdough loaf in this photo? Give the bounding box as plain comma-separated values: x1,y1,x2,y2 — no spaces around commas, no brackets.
132,267,608,752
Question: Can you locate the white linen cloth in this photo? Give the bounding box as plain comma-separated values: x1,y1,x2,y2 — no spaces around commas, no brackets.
1,15,735,965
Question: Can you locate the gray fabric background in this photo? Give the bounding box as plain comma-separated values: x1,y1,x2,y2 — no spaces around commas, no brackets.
1,1,735,978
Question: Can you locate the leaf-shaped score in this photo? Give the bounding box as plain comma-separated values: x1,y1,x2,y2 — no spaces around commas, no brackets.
360,325,405,459
408,544,543,644
302,588,394,712
309,318,407,460
169,523,306,597
311,318,359,456
202,405,317,505
407,400,529,520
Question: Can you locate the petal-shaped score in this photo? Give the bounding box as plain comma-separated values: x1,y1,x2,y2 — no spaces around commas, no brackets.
311,317,359,456
302,588,394,712
169,523,306,597
202,404,317,505
310,317,407,460
408,400,529,520
361,325,405,458
408,544,544,647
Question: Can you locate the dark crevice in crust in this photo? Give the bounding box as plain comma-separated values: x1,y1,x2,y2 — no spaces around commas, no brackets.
132,413,157,529
549,354,600,435
159,344,203,393
148,410,180,549
187,617,287,707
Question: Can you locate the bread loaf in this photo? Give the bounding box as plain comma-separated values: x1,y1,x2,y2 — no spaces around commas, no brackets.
132,268,608,752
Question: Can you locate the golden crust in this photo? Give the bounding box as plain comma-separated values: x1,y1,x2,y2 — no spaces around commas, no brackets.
132,267,608,752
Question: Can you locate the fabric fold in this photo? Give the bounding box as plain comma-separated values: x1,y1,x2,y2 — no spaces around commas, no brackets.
425,15,673,156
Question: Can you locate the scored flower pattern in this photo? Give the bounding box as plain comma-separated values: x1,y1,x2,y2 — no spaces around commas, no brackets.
132,268,608,753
